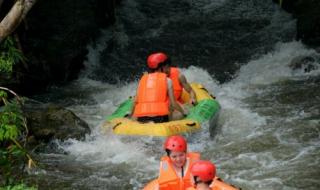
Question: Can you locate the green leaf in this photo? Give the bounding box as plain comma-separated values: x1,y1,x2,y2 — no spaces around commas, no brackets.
4,125,18,139
0,36,25,74
8,145,25,157
0,91,8,99
0,128,4,141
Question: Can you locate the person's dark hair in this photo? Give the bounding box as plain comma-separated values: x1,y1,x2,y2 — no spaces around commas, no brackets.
165,149,171,156
149,57,171,72
158,57,171,68
193,176,213,186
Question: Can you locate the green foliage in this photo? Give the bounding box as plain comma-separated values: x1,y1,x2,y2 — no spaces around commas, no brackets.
0,98,24,141
0,90,30,186
0,37,25,73
0,91,8,99
0,114,19,141
0,183,37,190
0,123,18,141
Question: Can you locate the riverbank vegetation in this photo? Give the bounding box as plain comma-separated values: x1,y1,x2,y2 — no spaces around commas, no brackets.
0,87,37,188
0,34,36,189
0,86,37,188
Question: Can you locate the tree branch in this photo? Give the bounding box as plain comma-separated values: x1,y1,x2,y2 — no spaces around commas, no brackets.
0,0,24,42
0,0,37,43
0,86,22,103
22,0,36,18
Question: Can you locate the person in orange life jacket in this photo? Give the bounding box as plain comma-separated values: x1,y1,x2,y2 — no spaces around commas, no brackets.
188,160,240,190
131,52,187,123
168,66,196,105
187,160,216,190
159,62,196,120
156,135,200,190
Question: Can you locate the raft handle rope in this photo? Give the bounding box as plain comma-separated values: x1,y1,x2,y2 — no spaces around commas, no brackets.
200,87,209,93
112,122,122,130
186,122,196,127
200,87,216,99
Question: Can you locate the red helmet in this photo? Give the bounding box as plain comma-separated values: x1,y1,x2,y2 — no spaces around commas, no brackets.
147,52,168,69
164,135,187,152
191,160,216,182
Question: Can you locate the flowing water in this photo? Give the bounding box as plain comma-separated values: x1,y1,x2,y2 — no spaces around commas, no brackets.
28,0,320,189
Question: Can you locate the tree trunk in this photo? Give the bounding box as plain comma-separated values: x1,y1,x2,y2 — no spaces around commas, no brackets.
0,0,4,9
21,0,36,19
0,0,36,43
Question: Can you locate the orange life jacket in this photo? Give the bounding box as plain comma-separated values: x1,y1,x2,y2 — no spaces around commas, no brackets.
169,67,183,102
186,177,239,190
211,177,239,190
158,152,200,190
133,72,169,117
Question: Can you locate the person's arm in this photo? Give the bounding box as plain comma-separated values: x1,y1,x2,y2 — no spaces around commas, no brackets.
167,78,186,115
179,74,196,104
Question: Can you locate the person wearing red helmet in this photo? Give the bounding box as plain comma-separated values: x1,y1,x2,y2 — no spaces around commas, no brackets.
156,135,200,190
188,160,216,190
168,66,197,120
168,66,196,104
149,53,196,120
143,137,239,190
132,52,187,123
188,160,239,190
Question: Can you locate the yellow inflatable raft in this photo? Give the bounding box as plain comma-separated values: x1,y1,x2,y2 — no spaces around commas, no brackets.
103,83,220,136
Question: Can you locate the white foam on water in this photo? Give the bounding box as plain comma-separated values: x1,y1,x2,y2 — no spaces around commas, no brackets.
233,41,319,87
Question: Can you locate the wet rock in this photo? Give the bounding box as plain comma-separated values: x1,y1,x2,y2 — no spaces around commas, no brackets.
22,99,90,146
289,55,319,73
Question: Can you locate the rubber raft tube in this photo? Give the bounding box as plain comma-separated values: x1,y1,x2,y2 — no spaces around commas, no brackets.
103,83,220,136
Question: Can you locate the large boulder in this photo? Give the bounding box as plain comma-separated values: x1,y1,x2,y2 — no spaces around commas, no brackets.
22,99,90,146
289,55,320,73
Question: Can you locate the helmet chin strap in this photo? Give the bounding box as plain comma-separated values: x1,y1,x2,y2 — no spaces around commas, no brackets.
181,166,184,178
